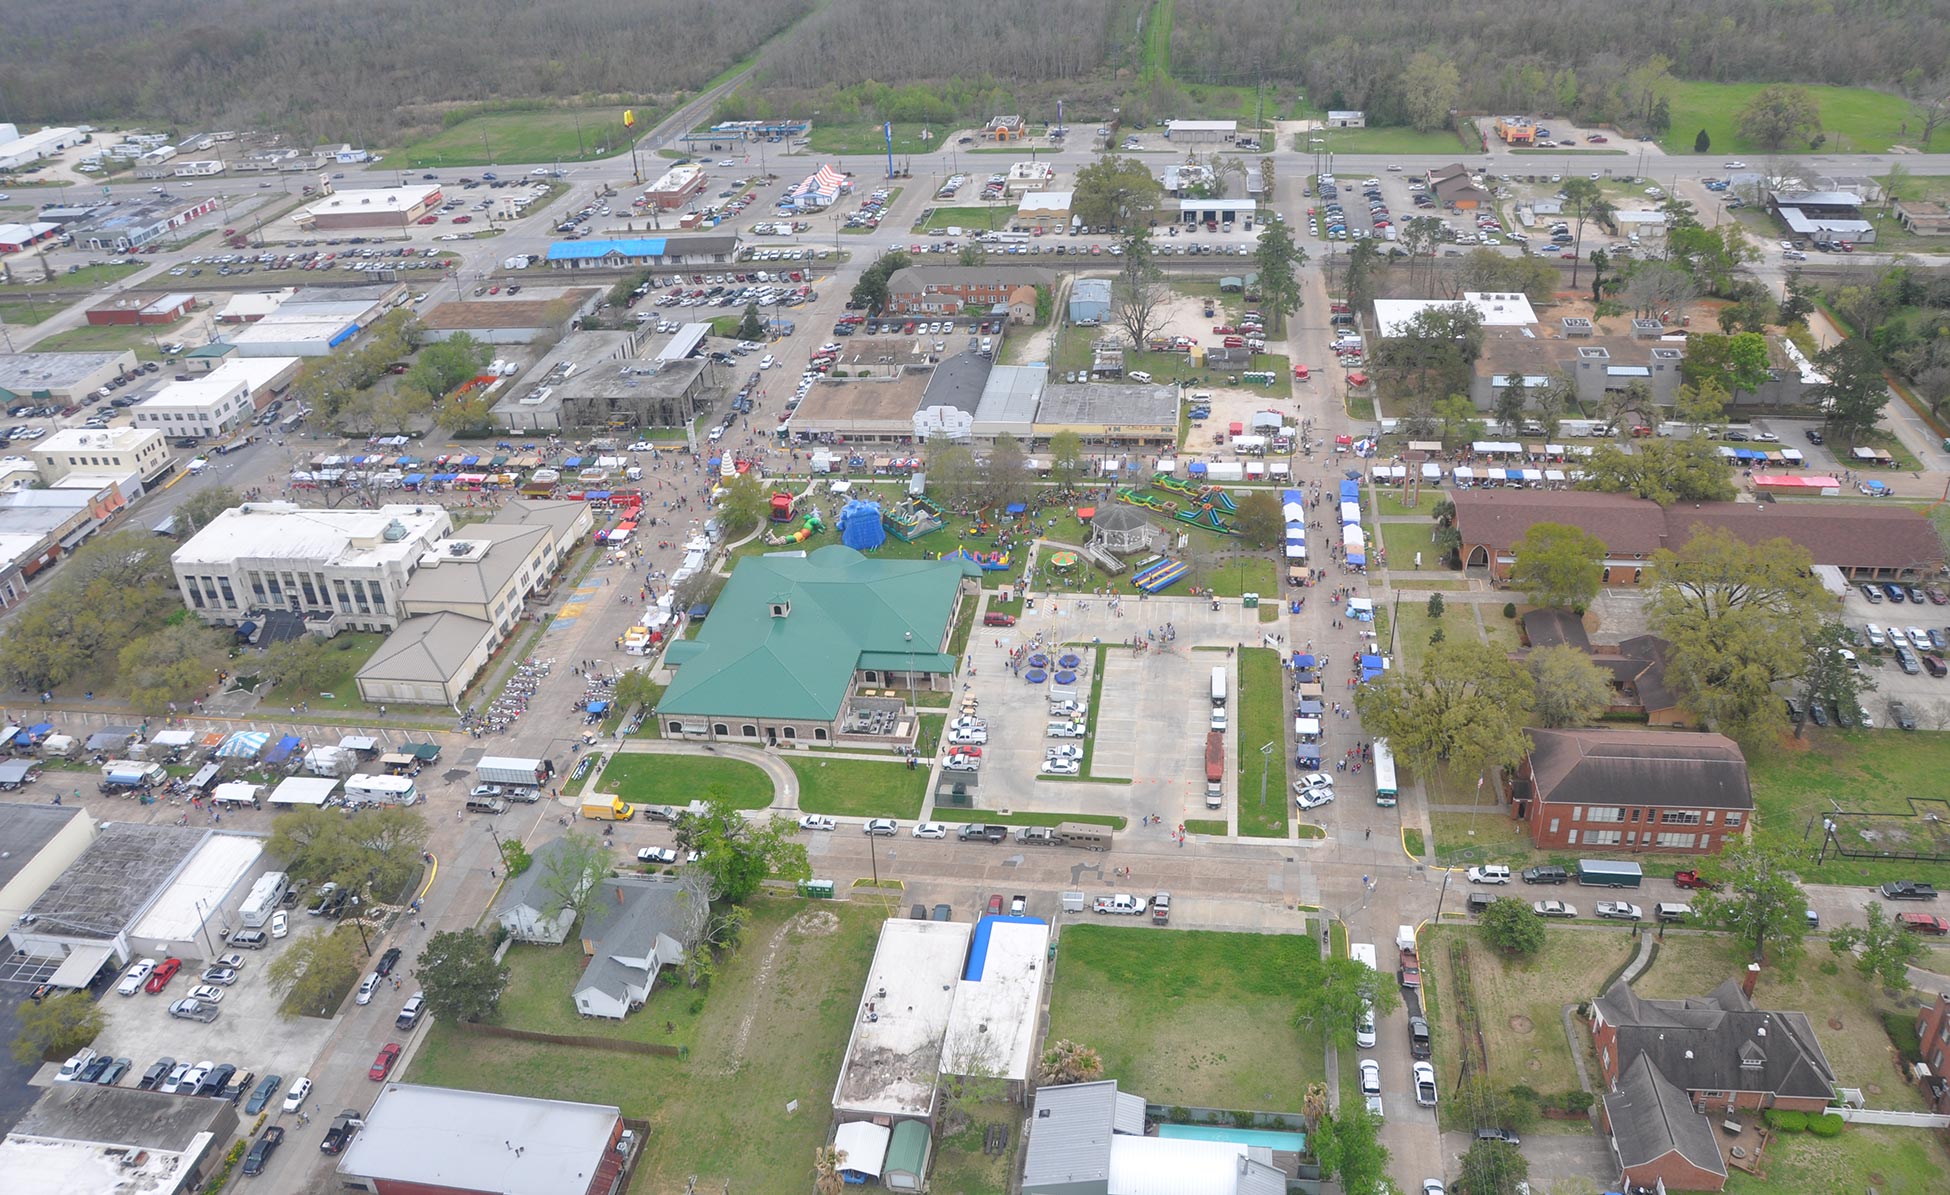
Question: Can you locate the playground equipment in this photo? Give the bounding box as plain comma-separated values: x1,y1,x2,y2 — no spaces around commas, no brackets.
837,500,888,551
939,547,1012,571
1047,550,1080,571
770,491,796,522
1115,486,1178,513
765,507,825,546
1132,556,1190,593
882,495,948,542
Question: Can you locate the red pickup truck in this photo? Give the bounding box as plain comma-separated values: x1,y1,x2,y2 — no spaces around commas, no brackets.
1673,870,1717,890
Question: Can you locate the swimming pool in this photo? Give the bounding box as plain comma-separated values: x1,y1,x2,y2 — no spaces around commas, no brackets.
1155,1123,1308,1151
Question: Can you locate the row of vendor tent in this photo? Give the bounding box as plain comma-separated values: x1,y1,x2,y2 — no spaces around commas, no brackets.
309,451,548,470
1282,488,1307,561
1371,464,1575,486
1182,460,1296,481
1719,446,1808,465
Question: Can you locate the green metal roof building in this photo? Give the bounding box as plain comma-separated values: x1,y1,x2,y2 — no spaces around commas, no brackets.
659,544,977,744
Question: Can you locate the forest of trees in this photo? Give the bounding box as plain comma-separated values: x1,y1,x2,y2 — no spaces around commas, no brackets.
0,0,811,142
0,0,1942,142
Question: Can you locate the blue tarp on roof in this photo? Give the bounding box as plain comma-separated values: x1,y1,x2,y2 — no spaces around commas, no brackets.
545,237,670,261
964,914,1048,980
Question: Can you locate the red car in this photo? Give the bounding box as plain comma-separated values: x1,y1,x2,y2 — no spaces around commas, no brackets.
369,1043,402,1080
987,894,1005,916
416,216,439,225
948,745,982,758
1673,869,1717,890
144,957,182,994
452,216,472,224
1588,134,1610,143
1292,364,1310,381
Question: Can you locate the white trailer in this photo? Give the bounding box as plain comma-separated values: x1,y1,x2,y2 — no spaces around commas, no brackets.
239,871,289,928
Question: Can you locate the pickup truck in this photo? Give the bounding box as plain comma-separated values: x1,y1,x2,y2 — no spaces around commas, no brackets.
1015,826,1057,845
1396,925,1420,988
1151,892,1171,925
1673,869,1717,890
1093,894,1149,916
319,1109,362,1154
1880,881,1940,901
1414,1061,1439,1106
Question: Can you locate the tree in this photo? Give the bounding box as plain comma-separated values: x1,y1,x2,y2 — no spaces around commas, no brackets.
1559,176,1603,289
674,800,808,903
812,1145,848,1195
1036,1039,1105,1086
1578,439,1737,505
1459,1138,1530,1195
1794,623,1875,741
1233,490,1284,549
407,333,491,399
264,636,344,699
1812,338,1890,441
1492,376,1527,434
266,804,431,904
1528,645,1614,728
1111,227,1170,349
847,250,909,313
1355,637,1534,785
613,666,660,719
266,926,366,1018
537,831,609,921
1531,371,1570,439
1371,302,1485,406
1071,156,1161,232
1431,394,1484,449
432,388,496,436
736,302,765,341
1694,128,1711,153
1048,430,1085,489
1906,75,1950,148
1479,897,1546,957
414,928,511,1023
1691,841,1812,964
956,242,987,266
1311,1105,1392,1195
715,472,771,537
173,486,241,535
118,622,227,714
983,433,1031,508
1291,951,1402,1048
926,435,981,509
1648,527,1834,747
11,992,103,1065
1399,51,1461,133
1674,377,1730,435
1456,1075,1541,1133
1253,219,1307,334
1829,902,1927,993
1736,85,1822,151
1508,522,1604,610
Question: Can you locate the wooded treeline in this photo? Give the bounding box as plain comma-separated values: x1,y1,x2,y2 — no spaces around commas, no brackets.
0,0,811,141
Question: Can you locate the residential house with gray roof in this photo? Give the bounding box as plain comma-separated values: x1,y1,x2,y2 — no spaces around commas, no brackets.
574,875,707,1019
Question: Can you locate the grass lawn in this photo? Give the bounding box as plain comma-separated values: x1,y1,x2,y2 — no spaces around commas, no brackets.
277,926,366,1018
1377,521,1446,578
1374,488,1444,518
1632,932,1934,1110
257,632,388,713
1296,126,1477,156
1235,647,1290,838
1434,924,1635,1105
920,204,1011,232
1746,730,1950,884
806,122,944,156
789,756,927,819
406,898,882,1194
1047,923,1324,1109
597,753,775,810
1184,818,1227,836
0,261,143,292
33,318,188,360
1660,81,1916,155
946,592,979,657
391,108,645,168
0,300,58,325
1728,1122,1950,1195
494,937,711,1046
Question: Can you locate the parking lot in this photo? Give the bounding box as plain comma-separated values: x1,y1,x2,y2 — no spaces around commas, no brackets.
1834,585,1950,726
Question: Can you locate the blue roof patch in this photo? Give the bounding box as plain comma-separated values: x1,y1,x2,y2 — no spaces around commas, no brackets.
545,238,669,261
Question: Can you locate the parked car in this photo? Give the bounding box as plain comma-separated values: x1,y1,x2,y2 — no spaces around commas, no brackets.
1596,902,1643,921
118,959,157,996
637,846,679,864
797,814,836,831
243,1126,286,1175
368,1043,402,1080
144,957,182,994
169,998,220,1022
1880,881,1939,901
1673,870,1717,890
1532,900,1578,918
1521,865,1569,885
320,1109,361,1154
245,1075,283,1114
1466,865,1511,885
864,818,899,836
281,1077,312,1113
912,822,947,839
374,947,402,978
396,993,425,1030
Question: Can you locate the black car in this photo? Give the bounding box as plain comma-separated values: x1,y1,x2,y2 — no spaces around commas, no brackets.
78,1056,115,1084
243,1126,285,1175
245,1074,283,1114
1807,702,1829,727
1805,428,1825,445
1880,881,1939,901
1521,865,1569,884
1475,1127,1522,1145
139,1057,176,1090
1891,701,1918,731
197,1063,236,1098
374,946,402,978
320,1110,361,1154
931,903,953,921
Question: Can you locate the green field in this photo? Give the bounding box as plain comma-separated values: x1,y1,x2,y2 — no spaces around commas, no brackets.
406,898,882,1194
31,319,187,360
259,633,389,713
805,122,945,156
1236,647,1290,838
1747,730,1950,883
1295,126,1477,156
789,756,928,819
0,300,57,325
1660,81,1916,155
920,204,1011,232
391,108,646,169
0,261,144,293
596,753,775,809
1047,923,1323,1110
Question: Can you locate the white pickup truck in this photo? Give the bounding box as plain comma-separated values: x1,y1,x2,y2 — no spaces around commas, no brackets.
1093,894,1149,916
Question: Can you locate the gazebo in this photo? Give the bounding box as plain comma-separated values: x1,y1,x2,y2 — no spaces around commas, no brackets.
1089,505,1155,554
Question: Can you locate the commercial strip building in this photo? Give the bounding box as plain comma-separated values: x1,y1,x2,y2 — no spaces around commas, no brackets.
542,234,739,271
72,195,220,252
418,288,602,345
644,163,708,209
492,325,717,430
884,265,1053,315
0,481,132,608
300,184,443,230
0,125,83,171
218,284,402,357
0,350,139,405
30,426,171,485
335,1084,632,1195
0,221,62,253
131,357,302,439
84,291,196,327
1450,488,1945,582
0,802,98,940
660,544,978,745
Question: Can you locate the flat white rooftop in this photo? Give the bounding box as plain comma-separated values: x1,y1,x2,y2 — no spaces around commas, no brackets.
336,1084,620,1195
171,501,450,569
942,918,1050,1082
1374,291,1539,338
129,832,262,941
833,918,972,1118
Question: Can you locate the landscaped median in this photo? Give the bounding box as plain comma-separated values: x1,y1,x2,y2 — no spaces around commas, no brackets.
1235,647,1290,838
789,756,928,819
597,753,774,809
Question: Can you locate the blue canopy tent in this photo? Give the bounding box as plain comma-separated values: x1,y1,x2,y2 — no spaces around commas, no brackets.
1339,480,1360,503
403,473,426,488
838,500,887,551
1187,461,1208,476
586,700,610,715
1292,653,1316,669
1004,503,1027,515
1359,654,1387,683
563,456,583,468
216,731,270,759
263,735,302,765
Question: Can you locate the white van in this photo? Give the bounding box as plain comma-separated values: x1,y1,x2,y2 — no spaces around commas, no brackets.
1210,666,1228,706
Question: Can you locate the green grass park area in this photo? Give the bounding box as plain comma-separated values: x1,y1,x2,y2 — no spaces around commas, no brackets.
1728,1123,1949,1195
0,300,58,325
390,107,646,169
1293,125,1476,157
1049,321,1294,400
789,756,927,819
806,122,944,156
1745,730,1950,883
596,752,775,810
1046,923,1323,1110
920,204,1011,232
32,318,191,361
406,898,882,1194
1235,647,1290,838
257,632,388,713
1659,81,1915,156
1183,818,1227,836
0,261,145,293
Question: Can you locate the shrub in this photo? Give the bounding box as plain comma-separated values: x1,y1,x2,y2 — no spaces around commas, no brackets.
1503,602,1517,619
1807,1112,1845,1137
1764,1108,1809,1133
1168,1106,1192,1124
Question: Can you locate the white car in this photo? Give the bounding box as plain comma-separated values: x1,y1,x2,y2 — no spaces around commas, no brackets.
1042,758,1081,775
1045,745,1083,763
1295,772,1333,793
1533,900,1578,918
1596,901,1643,921
1046,721,1086,738
57,1048,98,1081
864,818,899,836
269,910,289,938
1724,160,1748,170
1296,787,1335,810
1466,865,1512,885
912,822,947,839
281,1076,311,1113
947,728,989,745
1366,1094,1384,1119
187,984,225,1004
1359,1059,1382,1096
759,354,775,369
118,959,156,996
637,847,680,864
797,814,836,831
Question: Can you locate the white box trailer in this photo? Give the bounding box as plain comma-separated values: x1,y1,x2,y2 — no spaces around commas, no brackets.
344,773,418,805
239,871,289,928
476,756,548,785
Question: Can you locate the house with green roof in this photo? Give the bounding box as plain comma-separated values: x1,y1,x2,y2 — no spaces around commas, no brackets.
659,544,978,746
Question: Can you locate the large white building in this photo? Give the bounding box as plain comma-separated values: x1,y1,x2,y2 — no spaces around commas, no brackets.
171,502,453,633
30,426,170,485
132,357,301,439
0,351,138,405
0,126,82,171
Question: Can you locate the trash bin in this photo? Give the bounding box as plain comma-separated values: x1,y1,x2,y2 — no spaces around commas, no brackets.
799,880,835,899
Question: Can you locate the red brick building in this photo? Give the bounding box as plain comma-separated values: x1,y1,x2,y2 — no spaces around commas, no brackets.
1594,975,1839,1115
86,291,196,326
1602,1055,1729,1192
1508,727,1752,855
1915,991,1950,1113
884,265,1053,315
